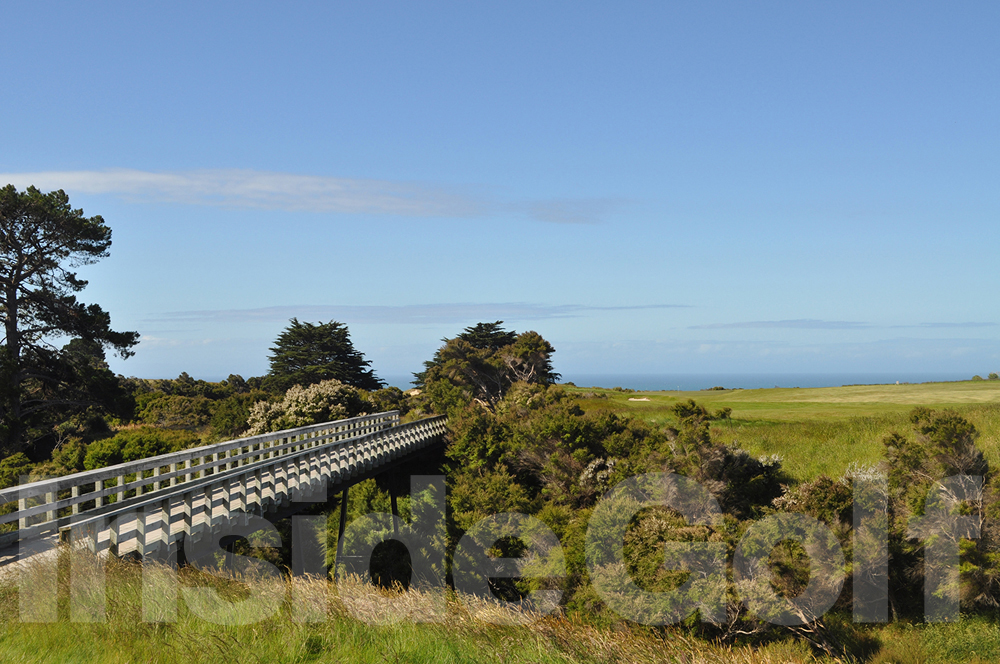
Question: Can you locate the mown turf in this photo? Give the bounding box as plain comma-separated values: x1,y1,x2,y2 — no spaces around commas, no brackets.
566,380,1000,481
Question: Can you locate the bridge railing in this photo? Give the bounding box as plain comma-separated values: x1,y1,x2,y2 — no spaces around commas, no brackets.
0,410,444,549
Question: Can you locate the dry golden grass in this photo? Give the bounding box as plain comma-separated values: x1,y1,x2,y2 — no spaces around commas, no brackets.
0,547,848,663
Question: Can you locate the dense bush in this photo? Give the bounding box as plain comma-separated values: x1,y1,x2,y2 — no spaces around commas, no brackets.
362,386,410,417
879,408,999,616
83,427,201,470
427,379,794,634
135,394,214,429
210,390,270,440
0,452,34,490
126,372,243,400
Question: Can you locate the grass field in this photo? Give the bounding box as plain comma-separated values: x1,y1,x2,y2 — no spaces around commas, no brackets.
565,379,1000,481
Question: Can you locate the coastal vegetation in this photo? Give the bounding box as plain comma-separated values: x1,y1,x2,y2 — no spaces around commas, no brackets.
2,318,999,661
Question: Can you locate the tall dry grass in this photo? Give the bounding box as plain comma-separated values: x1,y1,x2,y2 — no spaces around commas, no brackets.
0,546,860,663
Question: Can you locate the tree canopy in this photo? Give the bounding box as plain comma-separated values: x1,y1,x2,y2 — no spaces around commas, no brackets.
415,321,559,410
0,185,138,454
265,318,383,392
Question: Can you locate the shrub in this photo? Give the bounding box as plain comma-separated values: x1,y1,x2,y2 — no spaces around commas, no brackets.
0,453,35,490
210,391,269,440
880,408,999,615
363,386,409,417
772,474,853,527
246,379,368,435
714,407,733,420
84,427,201,470
136,394,213,429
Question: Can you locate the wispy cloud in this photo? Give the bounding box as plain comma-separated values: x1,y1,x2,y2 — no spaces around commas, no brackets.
900,322,997,329
517,198,624,224
0,168,622,223
138,335,216,348
690,319,871,330
1,168,480,217
691,319,998,332
150,302,689,325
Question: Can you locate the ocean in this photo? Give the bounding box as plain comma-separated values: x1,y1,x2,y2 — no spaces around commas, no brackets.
380,372,977,392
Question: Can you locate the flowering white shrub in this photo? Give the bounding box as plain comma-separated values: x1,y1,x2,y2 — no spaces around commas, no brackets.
247,379,367,435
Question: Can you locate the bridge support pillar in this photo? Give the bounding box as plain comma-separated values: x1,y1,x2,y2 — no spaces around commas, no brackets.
334,486,349,581
390,477,400,537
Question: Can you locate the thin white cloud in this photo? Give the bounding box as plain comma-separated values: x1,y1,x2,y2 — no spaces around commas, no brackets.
0,168,622,223
1,168,480,217
518,198,624,224
905,322,997,329
690,319,871,330
690,320,999,331
149,302,690,325
139,335,216,347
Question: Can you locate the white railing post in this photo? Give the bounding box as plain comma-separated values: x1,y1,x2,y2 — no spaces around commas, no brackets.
45,491,56,524
203,484,214,530
108,515,120,557
182,491,193,537
251,468,262,514
18,496,27,530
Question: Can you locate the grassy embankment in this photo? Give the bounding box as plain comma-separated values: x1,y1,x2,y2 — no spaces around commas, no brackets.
0,554,860,664
3,548,999,663
565,379,1000,481
4,553,999,664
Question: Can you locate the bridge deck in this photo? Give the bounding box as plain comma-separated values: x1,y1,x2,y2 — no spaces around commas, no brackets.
0,412,446,565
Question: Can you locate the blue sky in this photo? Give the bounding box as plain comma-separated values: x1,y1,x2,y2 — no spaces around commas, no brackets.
2,2,998,382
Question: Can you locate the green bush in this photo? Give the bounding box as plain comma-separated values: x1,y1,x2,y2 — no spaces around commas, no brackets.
84,427,201,470
210,391,269,440
136,394,214,429
363,386,410,417
772,474,853,527
881,408,999,616
0,452,34,490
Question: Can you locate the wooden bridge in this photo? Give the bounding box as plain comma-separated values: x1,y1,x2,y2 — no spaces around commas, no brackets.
0,412,446,566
